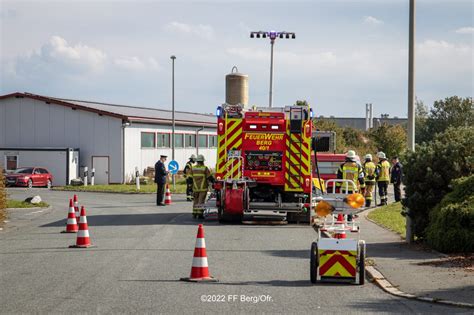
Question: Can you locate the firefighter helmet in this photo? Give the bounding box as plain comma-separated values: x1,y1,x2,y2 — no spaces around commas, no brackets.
377,151,386,159
364,154,373,161
346,150,356,159
196,154,205,162
189,154,196,160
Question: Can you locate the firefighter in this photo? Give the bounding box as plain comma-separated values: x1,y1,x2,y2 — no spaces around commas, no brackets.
183,154,196,202
363,154,376,207
376,151,391,206
391,156,403,202
337,150,364,221
337,150,364,194
190,154,214,219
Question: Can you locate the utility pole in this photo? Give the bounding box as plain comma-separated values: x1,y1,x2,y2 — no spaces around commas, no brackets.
171,55,176,188
250,31,296,108
406,0,416,243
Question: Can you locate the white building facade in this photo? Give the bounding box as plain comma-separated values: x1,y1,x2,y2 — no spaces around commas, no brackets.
0,92,217,185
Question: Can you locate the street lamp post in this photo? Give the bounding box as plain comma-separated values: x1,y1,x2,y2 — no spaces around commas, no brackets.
170,55,176,188
250,31,296,108
406,0,416,243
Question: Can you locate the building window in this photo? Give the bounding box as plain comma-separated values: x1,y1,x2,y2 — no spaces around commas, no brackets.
198,134,208,148
185,134,196,148
174,134,184,148
5,155,18,171
141,132,156,148
157,133,170,148
209,135,218,147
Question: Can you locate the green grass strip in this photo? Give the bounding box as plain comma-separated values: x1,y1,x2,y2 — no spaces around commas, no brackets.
367,202,406,237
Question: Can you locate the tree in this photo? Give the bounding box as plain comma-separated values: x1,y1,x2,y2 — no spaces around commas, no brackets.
369,123,407,159
415,98,430,144
418,96,473,143
403,126,474,239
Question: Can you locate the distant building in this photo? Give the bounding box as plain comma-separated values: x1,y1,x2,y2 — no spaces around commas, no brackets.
316,116,407,130
0,92,217,185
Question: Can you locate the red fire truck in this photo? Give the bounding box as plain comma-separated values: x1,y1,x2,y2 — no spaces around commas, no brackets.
214,103,314,223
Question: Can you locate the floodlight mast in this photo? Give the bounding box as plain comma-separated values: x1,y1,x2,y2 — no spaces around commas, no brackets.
250,31,296,108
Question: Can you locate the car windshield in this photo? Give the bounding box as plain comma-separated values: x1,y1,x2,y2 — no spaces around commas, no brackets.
14,168,34,174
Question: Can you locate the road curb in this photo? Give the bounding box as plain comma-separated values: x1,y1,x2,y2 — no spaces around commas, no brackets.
51,189,186,195
6,205,52,211
365,265,474,309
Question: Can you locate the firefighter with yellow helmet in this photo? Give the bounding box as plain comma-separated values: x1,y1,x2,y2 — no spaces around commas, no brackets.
363,154,376,207
189,154,214,219
336,150,364,193
376,151,391,206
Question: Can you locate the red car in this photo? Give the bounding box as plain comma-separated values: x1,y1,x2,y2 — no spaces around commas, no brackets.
5,167,53,188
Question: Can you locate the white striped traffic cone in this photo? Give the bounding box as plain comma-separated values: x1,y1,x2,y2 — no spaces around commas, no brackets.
70,206,93,248
164,184,172,205
62,199,78,233
73,194,80,221
180,224,217,282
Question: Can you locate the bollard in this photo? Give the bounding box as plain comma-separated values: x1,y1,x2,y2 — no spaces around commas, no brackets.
135,167,140,190
84,167,88,186
91,168,95,186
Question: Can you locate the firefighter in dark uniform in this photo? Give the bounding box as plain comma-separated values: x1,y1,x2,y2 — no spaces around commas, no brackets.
183,154,196,201
154,155,168,206
391,156,403,202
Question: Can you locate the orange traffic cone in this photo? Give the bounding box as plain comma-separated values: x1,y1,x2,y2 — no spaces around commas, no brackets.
62,199,78,233
180,224,218,282
70,206,93,248
334,213,347,239
164,184,172,205
73,194,80,220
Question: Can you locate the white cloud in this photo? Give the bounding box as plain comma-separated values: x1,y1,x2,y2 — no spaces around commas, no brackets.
363,16,383,25
164,21,214,40
7,36,160,81
455,27,474,34
114,56,160,72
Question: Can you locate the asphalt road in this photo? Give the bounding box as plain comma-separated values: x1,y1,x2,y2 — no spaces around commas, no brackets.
0,188,468,314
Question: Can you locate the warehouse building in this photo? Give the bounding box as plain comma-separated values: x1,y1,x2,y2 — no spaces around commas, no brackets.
0,92,217,185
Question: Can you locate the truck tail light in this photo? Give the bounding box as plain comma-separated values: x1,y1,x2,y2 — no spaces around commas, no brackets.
305,122,311,138
305,178,310,187
218,122,224,132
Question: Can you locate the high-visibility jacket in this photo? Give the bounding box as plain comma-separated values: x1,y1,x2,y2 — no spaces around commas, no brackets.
364,161,376,184
190,164,211,192
183,161,193,178
377,160,391,182
337,161,362,190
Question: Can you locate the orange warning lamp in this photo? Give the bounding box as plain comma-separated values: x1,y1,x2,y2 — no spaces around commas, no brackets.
315,200,335,217
344,193,365,209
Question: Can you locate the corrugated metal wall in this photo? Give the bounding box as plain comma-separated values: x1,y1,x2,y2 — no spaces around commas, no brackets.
0,97,123,183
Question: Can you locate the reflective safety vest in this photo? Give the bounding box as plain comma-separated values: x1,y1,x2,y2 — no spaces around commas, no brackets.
377,160,391,182
183,161,193,178
337,161,361,190
364,161,376,184
190,164,211,192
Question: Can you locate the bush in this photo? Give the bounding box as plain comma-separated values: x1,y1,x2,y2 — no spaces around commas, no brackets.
402,126,474,239
426,176,474,253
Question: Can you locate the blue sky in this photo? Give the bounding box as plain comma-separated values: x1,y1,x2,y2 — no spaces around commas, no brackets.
1,0,472,117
